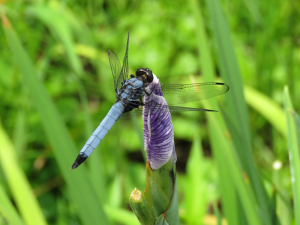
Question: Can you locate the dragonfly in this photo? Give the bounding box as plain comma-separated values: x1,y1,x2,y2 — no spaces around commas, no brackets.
71,32,229,170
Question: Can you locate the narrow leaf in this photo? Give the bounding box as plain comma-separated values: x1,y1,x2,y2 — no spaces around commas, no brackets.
155,214,169,225
208,112,262,225
0,122,46,225
205,0,272,223
283,86,300,225
27,5,83,75
0,183,25,225
244,85,286,137
189,0,243,223
213,203,222,225
104,205,140,225
185,137,207,224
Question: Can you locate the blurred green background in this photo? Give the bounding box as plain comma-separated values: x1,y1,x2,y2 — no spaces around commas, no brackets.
0,0,299,224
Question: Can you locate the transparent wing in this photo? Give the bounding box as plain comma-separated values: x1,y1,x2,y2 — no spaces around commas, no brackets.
156,82,230,106
121,101,217,118
107,32,130,93
108,50,122,93
118,31,130,85
121,82,229,118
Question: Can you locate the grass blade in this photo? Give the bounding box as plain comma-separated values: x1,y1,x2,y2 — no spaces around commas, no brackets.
12,109,27,157
209,112,262,225
104,205,140,225
283,86,300,225
213,203,222,225
189,0,241,223
1,13,109,224
206,0,251,141
27,4,83,75
205,0,272,223
0,184,25,225
185,137,207,224
0,122,46,225
244,85,286,137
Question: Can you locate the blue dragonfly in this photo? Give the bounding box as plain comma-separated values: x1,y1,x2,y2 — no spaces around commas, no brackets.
71,32,229,169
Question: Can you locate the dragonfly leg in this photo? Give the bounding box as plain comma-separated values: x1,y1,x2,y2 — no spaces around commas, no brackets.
139,96,145,106
124,99,141,112
135,97,146,108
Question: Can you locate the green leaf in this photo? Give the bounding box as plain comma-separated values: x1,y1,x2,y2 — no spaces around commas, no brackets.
213,203,222,225
154,214,169,225
189,0,243,223
2,13,109,224
185,138,207,224
268,190,280,225
208,112,262,225
27,4,83,75
241,0,262,24
104,205,140,225
283,86,300,225
108,174,122,207
131,155,179,225
0,183,25,225
206,0,250,140
205,0,272,224
12,109,27,157
0,122,46,225
276,189,294,224
164,180,179,225
145,158,175,217
244,85,286,137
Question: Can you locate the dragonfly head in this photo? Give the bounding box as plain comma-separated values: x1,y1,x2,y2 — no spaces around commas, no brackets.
136,68,153,86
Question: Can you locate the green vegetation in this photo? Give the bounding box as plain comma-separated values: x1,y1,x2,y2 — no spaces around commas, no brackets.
0,0,299,224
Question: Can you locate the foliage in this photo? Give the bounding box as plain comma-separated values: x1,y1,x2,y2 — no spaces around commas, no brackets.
0,0,299,224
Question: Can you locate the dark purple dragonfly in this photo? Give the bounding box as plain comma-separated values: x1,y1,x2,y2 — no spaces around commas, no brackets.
71,32,229,169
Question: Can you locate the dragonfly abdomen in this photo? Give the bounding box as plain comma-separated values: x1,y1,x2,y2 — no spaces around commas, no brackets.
71,101,125,169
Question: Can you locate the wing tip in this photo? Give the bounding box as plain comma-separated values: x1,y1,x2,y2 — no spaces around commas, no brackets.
215,82,230,92
205,109,218,112
71,152,88,170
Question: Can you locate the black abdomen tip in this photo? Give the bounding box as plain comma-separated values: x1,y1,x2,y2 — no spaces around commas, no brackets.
71,152,88,170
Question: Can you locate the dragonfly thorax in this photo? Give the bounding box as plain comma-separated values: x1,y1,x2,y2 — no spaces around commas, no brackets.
117,77,145,113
